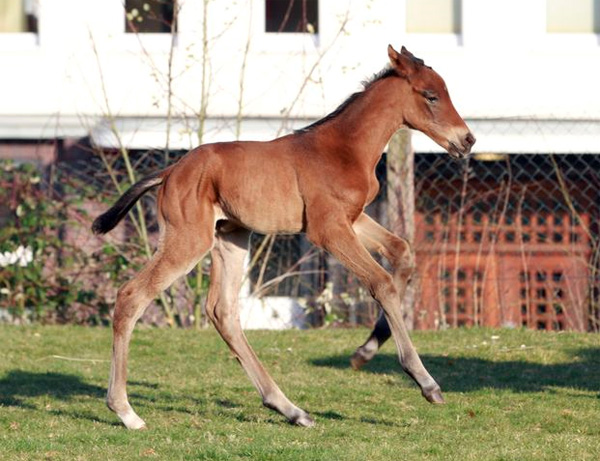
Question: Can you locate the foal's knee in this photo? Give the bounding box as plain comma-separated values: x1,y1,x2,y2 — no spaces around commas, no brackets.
387,236,414,269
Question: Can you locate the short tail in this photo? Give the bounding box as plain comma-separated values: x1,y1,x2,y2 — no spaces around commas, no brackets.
92,170,165,235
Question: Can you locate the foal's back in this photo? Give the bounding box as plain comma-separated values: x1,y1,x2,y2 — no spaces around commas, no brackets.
161,135,315,234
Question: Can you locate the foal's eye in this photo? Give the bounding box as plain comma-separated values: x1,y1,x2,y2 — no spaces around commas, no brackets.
423,92,439,104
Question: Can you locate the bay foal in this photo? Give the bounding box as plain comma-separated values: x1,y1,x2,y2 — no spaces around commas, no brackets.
93,45,475,429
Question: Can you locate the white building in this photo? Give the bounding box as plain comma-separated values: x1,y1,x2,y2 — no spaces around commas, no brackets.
1,0,599,156
1,0,598,329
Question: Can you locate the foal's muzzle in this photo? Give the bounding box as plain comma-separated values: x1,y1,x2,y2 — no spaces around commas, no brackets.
448,132,476,159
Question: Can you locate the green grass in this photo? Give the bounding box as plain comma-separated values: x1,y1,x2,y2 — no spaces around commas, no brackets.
1,326,599,460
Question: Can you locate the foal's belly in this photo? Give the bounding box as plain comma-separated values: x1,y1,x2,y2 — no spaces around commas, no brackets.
216,174,305,234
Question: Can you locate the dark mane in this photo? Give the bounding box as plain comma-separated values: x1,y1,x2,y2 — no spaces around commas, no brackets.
295,67,398,133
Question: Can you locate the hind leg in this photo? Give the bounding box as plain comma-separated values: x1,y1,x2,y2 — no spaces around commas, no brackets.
351,312,391,370
107,225,213,429
206,228,314,426
350,213,413,370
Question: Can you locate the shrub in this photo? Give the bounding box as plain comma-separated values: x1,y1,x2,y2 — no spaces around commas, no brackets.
0,161,98,323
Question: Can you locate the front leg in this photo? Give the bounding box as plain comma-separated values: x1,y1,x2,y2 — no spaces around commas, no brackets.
307,217,443,404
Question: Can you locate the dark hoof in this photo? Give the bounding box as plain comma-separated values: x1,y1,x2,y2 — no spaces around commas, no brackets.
423,386,445,404
350,353,367,370
350,349,372,370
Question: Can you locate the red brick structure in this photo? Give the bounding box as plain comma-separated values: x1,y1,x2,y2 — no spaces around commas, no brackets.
411,154,596,332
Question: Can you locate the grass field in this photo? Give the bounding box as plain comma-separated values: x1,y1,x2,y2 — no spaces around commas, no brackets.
1,325,599,460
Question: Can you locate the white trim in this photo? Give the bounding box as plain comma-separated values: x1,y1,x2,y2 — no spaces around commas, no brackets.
412,119,600,154
89,116,303,150
4,114,600,156
0,32,38,50
84,116,600,155
0,115,93,139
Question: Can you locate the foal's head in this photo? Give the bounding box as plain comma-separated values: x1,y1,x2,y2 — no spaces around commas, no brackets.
387,45,475,158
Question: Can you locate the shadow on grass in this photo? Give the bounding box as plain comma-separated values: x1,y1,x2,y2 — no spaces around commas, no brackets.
312,410,398,427
0,370,275,425
0,370,105,408
311,347,600,395
0,370,164,405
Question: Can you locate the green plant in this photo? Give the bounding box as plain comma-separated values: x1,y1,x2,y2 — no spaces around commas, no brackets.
0,161,96,323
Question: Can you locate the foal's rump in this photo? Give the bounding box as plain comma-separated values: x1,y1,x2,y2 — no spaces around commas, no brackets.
92,139,307,237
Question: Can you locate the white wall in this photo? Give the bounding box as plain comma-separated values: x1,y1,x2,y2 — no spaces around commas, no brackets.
0,0,599,152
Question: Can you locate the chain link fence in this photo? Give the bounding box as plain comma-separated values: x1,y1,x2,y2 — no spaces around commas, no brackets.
412,152,599,332
241,150,599,332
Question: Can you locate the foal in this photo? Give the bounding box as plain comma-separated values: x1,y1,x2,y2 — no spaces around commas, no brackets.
93,45,475,429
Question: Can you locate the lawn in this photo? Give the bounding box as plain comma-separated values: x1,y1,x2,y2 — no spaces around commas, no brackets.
1,325,599,460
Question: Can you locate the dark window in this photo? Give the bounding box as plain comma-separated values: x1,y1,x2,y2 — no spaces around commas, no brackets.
0,0,38,33
266,0,319,33
125,0,176,33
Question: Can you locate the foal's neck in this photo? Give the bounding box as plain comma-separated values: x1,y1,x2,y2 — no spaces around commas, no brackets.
327,77,406,165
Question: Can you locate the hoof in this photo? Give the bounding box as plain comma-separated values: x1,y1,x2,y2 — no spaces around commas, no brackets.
422,386,445,404
120,410,147,430
350,350,371,370
350,353,367,370
291,412,315,428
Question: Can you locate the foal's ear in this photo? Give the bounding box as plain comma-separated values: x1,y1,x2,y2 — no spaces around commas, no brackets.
387,44,415,78
400,46,417,60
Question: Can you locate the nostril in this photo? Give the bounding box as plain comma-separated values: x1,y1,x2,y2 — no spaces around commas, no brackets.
465,133,476,147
